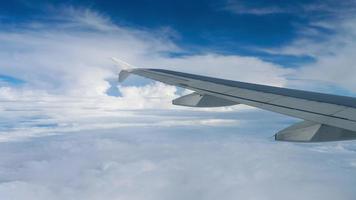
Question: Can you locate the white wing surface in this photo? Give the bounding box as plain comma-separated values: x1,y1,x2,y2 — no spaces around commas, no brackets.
119,68,356,142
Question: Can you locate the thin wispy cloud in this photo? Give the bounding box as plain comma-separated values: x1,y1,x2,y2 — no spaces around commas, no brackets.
223,1,288,15
256,2,356,92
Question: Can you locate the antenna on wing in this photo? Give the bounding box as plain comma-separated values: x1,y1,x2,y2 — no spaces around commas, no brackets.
110,57,136,83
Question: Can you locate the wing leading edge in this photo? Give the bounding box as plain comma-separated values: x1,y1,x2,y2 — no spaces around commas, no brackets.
119,68,356,142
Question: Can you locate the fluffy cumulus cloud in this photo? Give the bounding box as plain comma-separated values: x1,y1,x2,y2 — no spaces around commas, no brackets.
0,5,356,200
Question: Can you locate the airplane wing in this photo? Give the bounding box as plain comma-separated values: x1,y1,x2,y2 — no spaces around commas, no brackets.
119,68,356,142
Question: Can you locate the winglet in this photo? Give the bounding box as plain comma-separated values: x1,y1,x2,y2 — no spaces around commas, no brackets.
118,70,131,82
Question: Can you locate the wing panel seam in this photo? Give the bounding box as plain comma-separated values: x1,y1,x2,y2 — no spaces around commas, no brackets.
188,86,356,123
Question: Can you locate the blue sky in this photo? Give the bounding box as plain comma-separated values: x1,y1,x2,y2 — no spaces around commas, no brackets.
0,0,347,67
1,1,356,199
1,0,356,90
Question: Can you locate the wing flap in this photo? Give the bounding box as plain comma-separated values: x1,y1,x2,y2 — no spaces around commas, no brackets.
173,92,238,107
275,121,356,142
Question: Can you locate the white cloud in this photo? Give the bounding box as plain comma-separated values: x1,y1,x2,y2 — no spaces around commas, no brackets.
265,16,356,92
0,81,248,142
222,0,356,17
62,6,117,31
0,6,289,133
0,6,356,200
223,1,287,15
224,1,356,93
0,124,355,200
0,7,290,98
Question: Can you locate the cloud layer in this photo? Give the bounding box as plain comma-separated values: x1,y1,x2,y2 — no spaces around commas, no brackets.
1,119,356,200
1,5,356,200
